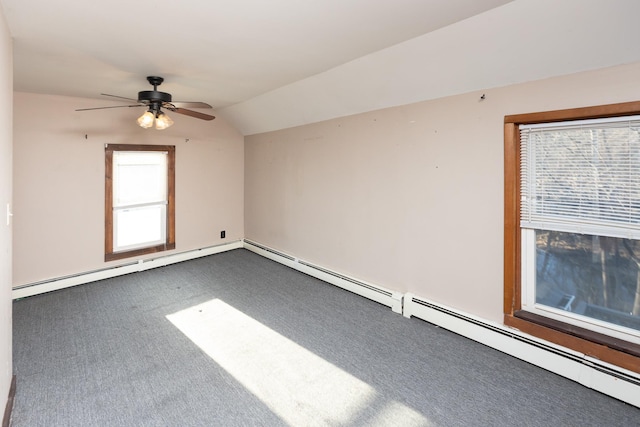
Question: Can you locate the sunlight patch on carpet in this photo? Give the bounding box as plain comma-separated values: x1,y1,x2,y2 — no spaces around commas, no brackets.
167,299,431,426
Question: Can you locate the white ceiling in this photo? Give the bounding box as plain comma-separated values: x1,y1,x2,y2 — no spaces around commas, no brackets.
2,0,640,135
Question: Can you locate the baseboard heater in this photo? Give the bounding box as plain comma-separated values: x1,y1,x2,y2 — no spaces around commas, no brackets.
243,239,403,313
403,293,640,408
12,240,244,299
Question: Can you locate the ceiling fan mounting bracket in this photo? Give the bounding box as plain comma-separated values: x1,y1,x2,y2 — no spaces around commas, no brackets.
146,76,164,87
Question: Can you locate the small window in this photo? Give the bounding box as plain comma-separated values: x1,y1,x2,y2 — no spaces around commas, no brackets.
105,144,175,261
504,101,640,373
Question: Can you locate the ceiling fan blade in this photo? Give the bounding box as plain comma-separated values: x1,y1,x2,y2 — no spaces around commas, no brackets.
170,101,212,109
75,104,144,111
101,93,140,102
167,107,216,121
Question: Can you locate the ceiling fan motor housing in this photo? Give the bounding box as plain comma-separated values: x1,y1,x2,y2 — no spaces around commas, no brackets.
138,90,172,104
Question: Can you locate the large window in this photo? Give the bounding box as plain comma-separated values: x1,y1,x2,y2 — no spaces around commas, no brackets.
504,101,640,373
105,144,175,261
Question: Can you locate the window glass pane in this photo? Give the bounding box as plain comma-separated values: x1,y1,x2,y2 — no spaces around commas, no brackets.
535,230,640,334
114,204,166,251
113,152,167,207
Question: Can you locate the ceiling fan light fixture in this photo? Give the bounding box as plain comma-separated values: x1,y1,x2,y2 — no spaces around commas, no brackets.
137,110,155,129
154,112,174,130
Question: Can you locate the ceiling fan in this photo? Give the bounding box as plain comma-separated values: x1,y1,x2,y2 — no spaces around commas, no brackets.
76,76,216,130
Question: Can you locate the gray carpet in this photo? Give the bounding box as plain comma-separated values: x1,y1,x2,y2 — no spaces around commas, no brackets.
11,249,640,426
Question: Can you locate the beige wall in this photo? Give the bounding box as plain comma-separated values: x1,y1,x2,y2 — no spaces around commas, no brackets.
13,92,244,286
0,2,12,407
245,62,640,323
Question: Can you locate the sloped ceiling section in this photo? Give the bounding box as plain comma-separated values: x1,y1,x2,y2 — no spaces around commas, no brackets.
1,0,511,115
221,0,640,135
2,0,640,135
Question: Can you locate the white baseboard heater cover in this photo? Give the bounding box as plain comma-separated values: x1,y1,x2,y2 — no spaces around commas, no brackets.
12,240,244,299
243,239,403,313
403,293,640,408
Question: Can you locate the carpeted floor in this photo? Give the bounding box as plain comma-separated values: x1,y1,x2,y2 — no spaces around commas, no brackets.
11,249,640,426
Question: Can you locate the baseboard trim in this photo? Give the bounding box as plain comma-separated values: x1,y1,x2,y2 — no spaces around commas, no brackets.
243,239,403,313
403,293,640,408
3,375,15,427
12,241,244,299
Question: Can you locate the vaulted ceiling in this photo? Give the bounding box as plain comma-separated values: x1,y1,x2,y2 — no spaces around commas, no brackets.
2,0,640,134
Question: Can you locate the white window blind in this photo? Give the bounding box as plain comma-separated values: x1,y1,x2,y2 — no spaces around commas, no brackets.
520,115,640,239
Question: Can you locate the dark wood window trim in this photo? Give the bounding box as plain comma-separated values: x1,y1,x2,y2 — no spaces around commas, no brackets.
105,144,175,262
504,100,640,374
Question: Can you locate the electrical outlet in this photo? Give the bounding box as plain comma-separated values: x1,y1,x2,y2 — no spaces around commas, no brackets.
220,230,226,239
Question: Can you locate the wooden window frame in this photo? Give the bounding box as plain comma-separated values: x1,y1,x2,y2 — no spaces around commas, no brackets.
105,144,175,262
504,101,640,374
